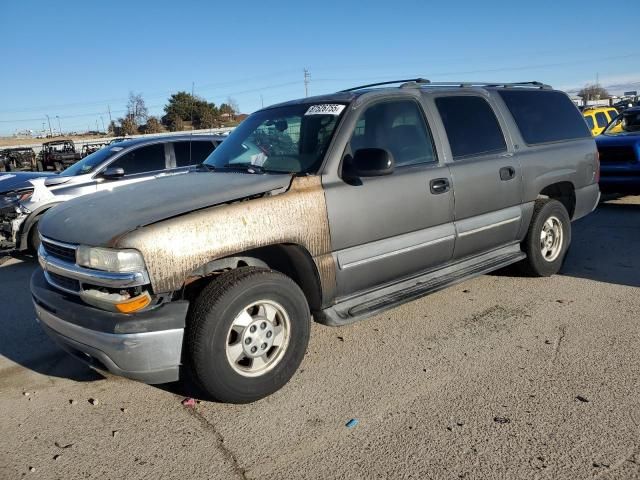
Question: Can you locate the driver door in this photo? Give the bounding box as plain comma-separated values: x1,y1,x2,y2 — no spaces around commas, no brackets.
323,98,456,297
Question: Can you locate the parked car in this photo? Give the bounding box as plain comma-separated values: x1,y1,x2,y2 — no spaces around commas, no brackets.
81,141,109,158
37,140,82,171
0,134,225,253
595,106,640,193
582,106,618,136
32,79,599,403
0,147,37,171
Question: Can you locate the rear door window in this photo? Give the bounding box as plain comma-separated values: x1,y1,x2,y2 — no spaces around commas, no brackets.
173,140,216,167
595,112,609,128
499,90,591,144
435,96,507,159
109,143,166,175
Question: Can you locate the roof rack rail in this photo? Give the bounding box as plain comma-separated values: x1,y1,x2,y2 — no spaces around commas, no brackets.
340,78,431,92
419,81,552,89
340,79,552,92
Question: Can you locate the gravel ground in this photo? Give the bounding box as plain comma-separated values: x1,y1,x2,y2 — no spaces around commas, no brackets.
1,195,639,480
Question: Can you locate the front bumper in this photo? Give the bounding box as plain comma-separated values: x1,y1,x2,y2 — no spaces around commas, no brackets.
31,269,188,384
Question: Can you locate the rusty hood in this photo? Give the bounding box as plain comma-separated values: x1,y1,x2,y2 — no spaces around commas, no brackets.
38,171,293,246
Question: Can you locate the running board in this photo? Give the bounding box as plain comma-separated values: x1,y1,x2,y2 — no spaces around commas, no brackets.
315,244,525,327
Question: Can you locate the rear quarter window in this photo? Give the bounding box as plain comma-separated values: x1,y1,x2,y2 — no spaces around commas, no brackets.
499,90,591,145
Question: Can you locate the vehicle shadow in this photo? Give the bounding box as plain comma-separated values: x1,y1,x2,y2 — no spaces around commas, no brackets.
560,199,640,287
493,197,640,287
0,257,103,383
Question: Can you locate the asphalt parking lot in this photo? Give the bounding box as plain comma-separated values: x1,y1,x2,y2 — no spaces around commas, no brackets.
1,196,639,480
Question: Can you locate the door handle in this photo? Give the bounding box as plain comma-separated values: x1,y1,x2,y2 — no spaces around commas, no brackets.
430,178,450,194
499,166,516,181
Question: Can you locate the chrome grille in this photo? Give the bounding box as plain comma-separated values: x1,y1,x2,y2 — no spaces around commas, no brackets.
598,146,637,164
42,239,76,263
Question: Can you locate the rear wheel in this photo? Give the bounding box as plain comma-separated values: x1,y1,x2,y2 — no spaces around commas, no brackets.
186,267,310,403
518,199,571,276
36,161,44,172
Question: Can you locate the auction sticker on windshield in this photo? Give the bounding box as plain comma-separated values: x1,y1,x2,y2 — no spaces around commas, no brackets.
305,104,345,115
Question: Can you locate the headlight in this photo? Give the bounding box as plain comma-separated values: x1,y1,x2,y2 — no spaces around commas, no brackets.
76,246,146,272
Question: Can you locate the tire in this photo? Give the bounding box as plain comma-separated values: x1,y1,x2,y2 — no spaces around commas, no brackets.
36,161,44,172
518,199,571,276
186,267,311,403
28,222,41,254
54,161,62,171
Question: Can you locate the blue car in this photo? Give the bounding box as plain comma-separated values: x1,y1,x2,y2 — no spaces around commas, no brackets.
596,106,640,193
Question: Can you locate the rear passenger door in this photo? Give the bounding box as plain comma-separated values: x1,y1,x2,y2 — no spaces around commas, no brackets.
171,140,217,170
433,94,523,260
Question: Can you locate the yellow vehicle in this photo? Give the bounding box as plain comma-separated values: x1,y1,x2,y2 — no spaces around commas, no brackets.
583,106,618,136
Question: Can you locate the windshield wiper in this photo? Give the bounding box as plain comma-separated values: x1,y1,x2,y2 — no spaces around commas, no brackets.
222,163,266,174
195,163,216,171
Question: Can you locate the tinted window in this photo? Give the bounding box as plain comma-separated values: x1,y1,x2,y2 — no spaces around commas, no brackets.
595,112,609,128
499,90,591,144
607,110,618,122
59,146,119,177
110,143,165,175
349,100,436,167
174,140,216,167
435,96,506,159
584,115,594,130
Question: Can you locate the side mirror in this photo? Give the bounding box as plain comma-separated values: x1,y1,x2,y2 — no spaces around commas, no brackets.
344,148,394,178
101,167,125,180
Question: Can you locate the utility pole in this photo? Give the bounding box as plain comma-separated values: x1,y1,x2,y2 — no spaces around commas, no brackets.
304,68,310,98
56,116,62,136
100,116,105,133
107,105,112,125
96,120,100,132
46,115,53,137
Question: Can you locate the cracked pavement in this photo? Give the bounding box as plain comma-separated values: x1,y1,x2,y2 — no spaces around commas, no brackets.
1,195,639,479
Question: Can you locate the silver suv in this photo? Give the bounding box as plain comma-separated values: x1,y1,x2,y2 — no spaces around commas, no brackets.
0,135,224,252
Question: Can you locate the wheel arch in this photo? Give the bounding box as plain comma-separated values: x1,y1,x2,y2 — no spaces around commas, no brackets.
18,203,61,251
538,181,576,218
182,243,324,313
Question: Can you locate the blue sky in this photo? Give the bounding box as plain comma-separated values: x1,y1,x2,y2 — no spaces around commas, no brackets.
1,0,638,135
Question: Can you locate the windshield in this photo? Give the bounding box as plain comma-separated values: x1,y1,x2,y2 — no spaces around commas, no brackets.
59,146,121,176
603,110,640,135
204,103,346,174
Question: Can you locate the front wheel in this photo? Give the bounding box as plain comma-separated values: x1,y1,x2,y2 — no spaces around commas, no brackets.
518,199,571,276
186,267,311,403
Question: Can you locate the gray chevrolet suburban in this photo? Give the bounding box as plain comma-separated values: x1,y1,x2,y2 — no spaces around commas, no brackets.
31,79,600,403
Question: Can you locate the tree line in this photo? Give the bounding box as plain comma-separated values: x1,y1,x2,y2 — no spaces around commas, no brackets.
109,92,240,136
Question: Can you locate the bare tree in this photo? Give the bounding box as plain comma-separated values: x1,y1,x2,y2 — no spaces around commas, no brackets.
142,116,163,134
127,92,148,125
578,84,611,102
120,116,138,136
227,97,239,119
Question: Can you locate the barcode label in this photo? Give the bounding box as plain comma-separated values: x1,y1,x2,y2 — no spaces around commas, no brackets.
305,104,345,116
